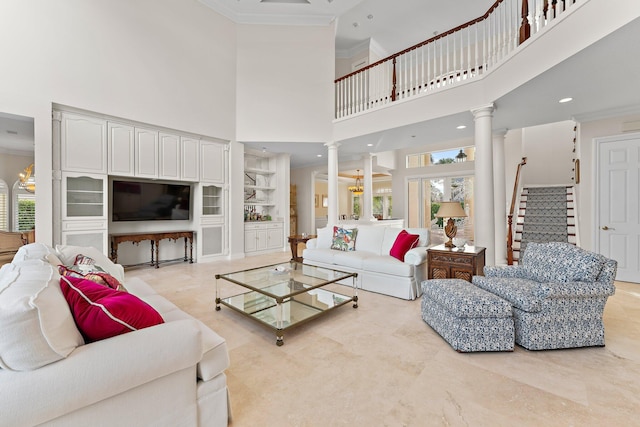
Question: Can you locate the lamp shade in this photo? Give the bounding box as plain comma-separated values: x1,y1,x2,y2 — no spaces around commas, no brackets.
435,201,467,218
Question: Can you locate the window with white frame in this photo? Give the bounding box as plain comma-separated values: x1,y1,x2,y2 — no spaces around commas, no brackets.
406,146,475,168
0,180,8,231
12,180,35,232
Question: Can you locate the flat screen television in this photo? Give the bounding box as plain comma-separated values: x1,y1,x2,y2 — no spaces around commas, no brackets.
111,180,191,222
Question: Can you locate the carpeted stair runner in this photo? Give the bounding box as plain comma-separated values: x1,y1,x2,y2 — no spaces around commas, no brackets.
513,186,573,262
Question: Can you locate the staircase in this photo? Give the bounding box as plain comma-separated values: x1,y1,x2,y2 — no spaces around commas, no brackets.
512,186,576,263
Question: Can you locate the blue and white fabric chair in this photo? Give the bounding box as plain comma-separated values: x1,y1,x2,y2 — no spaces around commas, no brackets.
472,242,617,350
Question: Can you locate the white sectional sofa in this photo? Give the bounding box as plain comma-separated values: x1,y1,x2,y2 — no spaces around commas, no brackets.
303,225,430,300
0,243,230,427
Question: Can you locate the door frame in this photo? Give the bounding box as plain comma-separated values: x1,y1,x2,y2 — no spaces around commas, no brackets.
593,131,640,263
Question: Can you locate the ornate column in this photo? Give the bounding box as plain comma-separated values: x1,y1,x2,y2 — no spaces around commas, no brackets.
493,129,508,265
471,103,496,265
325,141,340,226
363,153,375,220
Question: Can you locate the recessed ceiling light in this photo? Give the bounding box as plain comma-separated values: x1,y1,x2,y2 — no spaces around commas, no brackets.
367,143,373,147
456,125,467,130
559,97,573,103
352,22,359,28
317,154,322,158
367,14,374,20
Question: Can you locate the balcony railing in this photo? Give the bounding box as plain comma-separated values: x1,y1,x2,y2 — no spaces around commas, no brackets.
334,0,580,119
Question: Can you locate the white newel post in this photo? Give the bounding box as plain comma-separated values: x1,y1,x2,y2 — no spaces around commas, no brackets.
363,154,374,221
493,129,508,266
326,141,340,226
472,103,496,266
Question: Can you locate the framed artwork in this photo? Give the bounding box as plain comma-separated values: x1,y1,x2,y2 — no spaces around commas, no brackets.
322,195,328,207
315,194,319,208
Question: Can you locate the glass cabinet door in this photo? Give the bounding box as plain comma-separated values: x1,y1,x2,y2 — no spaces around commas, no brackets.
202,185,222,216
63,174,106,219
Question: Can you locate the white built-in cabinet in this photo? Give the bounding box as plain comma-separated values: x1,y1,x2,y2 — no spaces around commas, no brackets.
60,172,108,253
243,150,287,255
107,122,135,176
61,113,107,174
244,222,284,254
200,141,224,183
159,132,180,180
108,123,201,182
56,109,229,260
181,137,200,181
135,127,159,179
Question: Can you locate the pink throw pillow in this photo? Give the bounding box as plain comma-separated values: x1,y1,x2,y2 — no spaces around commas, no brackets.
389,230,420,261
60,276,164,342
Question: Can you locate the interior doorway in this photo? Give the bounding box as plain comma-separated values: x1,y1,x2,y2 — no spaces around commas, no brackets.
595,133,640,283
0,112,35,234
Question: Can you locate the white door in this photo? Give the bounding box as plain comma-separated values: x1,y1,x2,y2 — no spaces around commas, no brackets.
597,133,640,283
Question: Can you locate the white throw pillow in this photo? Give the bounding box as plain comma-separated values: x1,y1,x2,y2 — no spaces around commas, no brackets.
0,263,84,371
316,226,333,249
55,245,125,284
12,242,57,264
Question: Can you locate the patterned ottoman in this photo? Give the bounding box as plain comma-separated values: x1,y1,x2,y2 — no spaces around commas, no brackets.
421,279,514,352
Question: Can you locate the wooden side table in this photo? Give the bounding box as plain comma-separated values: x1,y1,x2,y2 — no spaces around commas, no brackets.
287,234,316,262
427,244,486,282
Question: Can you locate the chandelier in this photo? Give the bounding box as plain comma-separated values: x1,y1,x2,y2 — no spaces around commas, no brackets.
19,163,36,193
348,169,364,195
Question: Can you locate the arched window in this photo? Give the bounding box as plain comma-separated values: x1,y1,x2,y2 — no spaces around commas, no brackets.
0,179,8,231
12,180,35,232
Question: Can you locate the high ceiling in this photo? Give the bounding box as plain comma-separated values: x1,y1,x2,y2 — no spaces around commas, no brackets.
201,1,640,170
199,0,494,56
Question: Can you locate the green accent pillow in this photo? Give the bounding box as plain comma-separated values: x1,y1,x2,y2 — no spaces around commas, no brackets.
330,226,358,251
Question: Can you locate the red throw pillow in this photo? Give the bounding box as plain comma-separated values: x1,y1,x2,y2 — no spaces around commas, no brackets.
60,276,164,342
389,230,420,261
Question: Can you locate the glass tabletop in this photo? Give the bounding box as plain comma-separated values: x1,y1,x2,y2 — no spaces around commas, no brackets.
216,261,355,300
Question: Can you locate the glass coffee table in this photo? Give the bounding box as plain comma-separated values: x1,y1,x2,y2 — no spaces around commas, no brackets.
215,261,358,346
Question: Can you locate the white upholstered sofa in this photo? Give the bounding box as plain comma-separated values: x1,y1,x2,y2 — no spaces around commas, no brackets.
303,225,430,300
0,243,230,427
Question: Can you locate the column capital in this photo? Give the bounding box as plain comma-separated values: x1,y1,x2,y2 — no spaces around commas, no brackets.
471,103,495,119
324,141,341,149
492,128,508,138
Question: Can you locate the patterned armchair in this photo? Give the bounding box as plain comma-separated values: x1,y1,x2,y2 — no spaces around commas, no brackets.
472,242,617,350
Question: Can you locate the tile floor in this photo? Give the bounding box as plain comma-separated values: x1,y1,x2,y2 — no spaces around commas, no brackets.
125,253,640,426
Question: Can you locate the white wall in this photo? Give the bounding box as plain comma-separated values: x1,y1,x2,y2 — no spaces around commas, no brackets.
521,121,576,186
236,24,335,143
577,112,640,251
0,0,237,245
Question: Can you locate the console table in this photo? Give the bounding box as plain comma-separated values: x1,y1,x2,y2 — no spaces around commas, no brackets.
110,231,194,268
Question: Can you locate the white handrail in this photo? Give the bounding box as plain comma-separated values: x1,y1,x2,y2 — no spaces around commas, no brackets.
334,0,580,119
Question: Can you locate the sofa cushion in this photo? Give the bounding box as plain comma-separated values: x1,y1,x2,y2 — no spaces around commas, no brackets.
60,276,164,342
389,230,420,261
362,255,414,277
303,248,337,265
521,242,605,283
472,275,550,313
0,262,84,371
330,226,358,251
332,250,370,270
56,245,125,284
354,226,386,255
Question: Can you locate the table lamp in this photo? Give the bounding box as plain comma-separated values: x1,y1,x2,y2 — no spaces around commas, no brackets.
435,201,467,248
